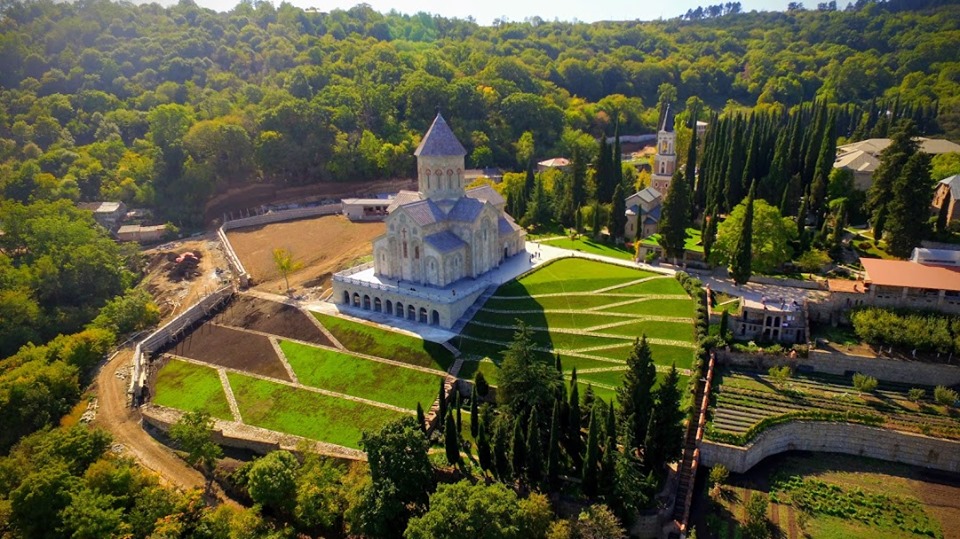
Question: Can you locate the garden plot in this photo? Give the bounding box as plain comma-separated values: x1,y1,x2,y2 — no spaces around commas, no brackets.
150,294,447,451
455,258,697,406
708,369,960,445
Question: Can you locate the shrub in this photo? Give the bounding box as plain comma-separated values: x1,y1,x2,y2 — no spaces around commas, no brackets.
709,464,729,488
768,365,792,387
934,386,958,406
850,307,957,355
474,371,489,398
743,491,770,539
907,388,925,402
852,373,878,394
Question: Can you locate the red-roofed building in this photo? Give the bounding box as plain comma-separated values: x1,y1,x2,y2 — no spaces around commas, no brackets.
859,258,960,311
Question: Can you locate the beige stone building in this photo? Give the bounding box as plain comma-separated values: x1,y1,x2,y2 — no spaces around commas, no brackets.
332,114,526,328
933,175,960,225
650,105,677,194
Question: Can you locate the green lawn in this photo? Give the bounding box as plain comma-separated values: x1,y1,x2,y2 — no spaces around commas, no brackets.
484,294,632,311
280,341,441,411
456,358,500,387
153,359,233,420
313,312,453,371
609,277,687,295
227,372,408,449
494,258,658,297
593,319,696,342
538,237,635,260
640,227,704,253
596,298,696,318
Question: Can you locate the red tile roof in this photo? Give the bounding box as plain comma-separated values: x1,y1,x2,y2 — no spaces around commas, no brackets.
861,258,960,293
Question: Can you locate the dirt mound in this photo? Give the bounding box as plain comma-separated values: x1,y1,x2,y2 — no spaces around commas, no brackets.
215,295,332,347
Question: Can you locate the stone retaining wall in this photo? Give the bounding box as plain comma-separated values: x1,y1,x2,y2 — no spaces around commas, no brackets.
719,349,960,386
129,286,235,403
700,421,960,474
141,404,366,461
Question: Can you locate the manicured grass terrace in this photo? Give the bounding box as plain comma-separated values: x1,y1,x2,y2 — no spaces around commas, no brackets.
152,359,233,420
313,312,453,371
280,340,441,411
227,371,408,449
538,237,635,260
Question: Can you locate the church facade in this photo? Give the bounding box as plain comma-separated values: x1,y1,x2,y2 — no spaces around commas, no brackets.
332,114,526,328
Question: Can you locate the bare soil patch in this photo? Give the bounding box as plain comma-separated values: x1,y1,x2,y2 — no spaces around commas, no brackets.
140,235,233,320
226,214,385,294
214,295,332,347
164,324,290,381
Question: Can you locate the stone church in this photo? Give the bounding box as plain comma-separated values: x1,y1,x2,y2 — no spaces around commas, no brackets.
332,113,526,328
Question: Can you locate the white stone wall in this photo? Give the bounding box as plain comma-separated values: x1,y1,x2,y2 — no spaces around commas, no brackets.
700,421,960,474
418,155,465,200
332,280,485,329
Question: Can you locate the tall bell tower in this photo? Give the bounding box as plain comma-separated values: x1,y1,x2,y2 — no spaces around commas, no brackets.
650,104,676,195
414,113,467,201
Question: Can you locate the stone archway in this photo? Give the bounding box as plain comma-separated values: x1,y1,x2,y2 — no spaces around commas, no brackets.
431,310,440,325
385,299,393,314
343,291,350,304
374,297,382,312
407,304,416,320
419,307,428,324
396,302,404,317
352,293,360,307
363,295,371,310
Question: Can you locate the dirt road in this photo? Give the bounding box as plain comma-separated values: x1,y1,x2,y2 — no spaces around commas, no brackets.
92,347,207,491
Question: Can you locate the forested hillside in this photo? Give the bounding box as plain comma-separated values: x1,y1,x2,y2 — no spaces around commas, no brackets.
0,0,958,228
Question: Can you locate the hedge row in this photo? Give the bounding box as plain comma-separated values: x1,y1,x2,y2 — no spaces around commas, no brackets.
850,307,960,354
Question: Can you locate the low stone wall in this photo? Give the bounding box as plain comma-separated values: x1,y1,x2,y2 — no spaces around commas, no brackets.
750,275,825,290
129,286,235,403
700,421,960,474
719,349,960,386
220,203,340,231
141,404,366,460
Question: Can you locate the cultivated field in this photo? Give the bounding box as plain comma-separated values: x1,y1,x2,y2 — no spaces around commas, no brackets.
696,452,960,539
455,257,697,405
225,214,385,293
707,369,960,445
151,295,446,450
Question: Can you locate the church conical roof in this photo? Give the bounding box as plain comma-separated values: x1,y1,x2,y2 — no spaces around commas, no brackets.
414,113,467,157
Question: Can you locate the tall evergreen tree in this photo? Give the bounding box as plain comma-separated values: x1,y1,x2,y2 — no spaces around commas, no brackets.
702,208,718,261
511,415,526,480
582,406,601,497
810,110,837,219
868,122,918,240
437,378,446,426
547,401,561,490
885,152,933,258
730,181,756,286
614,120,624,192
444,411,460,466
525,407,543,486
779,173,803,217
591,199,602,238
644,365,685,472
455,389,463,435
568,368,582,471
685,111,699,211
470,386,479,438
494,423,511,481
719,309,730,339
608,183,627,241
658,170,691,263
616,336,656,455
595,135,614,203
416,402,426,433
572,145,588,214
723,116,746,211
477,415,492,473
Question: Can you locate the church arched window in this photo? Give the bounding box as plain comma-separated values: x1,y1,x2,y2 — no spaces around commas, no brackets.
414,246,420,259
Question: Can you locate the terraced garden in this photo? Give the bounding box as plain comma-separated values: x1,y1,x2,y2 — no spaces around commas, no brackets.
707,369,960,445
151,295,449,450
455,257,697,405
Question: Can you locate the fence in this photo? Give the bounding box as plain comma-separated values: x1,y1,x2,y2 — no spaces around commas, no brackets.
129,286,235,405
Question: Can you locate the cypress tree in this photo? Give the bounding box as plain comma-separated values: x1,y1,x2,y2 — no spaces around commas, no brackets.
568,368,582,471
885,152,933,258
604,398,616,444
591,199,602,238
608,183,627,241
575,205,584,234
416,402,426,433
614,120,624,192
582,406,601,497
616,336,656,455
444,411,460,465
810,110,837,219
470,386,479,438
702,208,718,261
494,423,511,480
599,433,616,499
658,170,691,263
644,365,685,472
797,191,811,252
547,401,561,490
455,389,462,435
936,196,951,234
803,102,826,187
526,407,543,486
719,310,730,339
555,353,567,402
511,415,526,480
730,181,756,286
868,123,918,241
477,415,491,473
780,173,803,218
572,144,588,211
437,378,446,422
685,110,699,211
474,371,489,398
596,135,614,203
723,116,746,212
